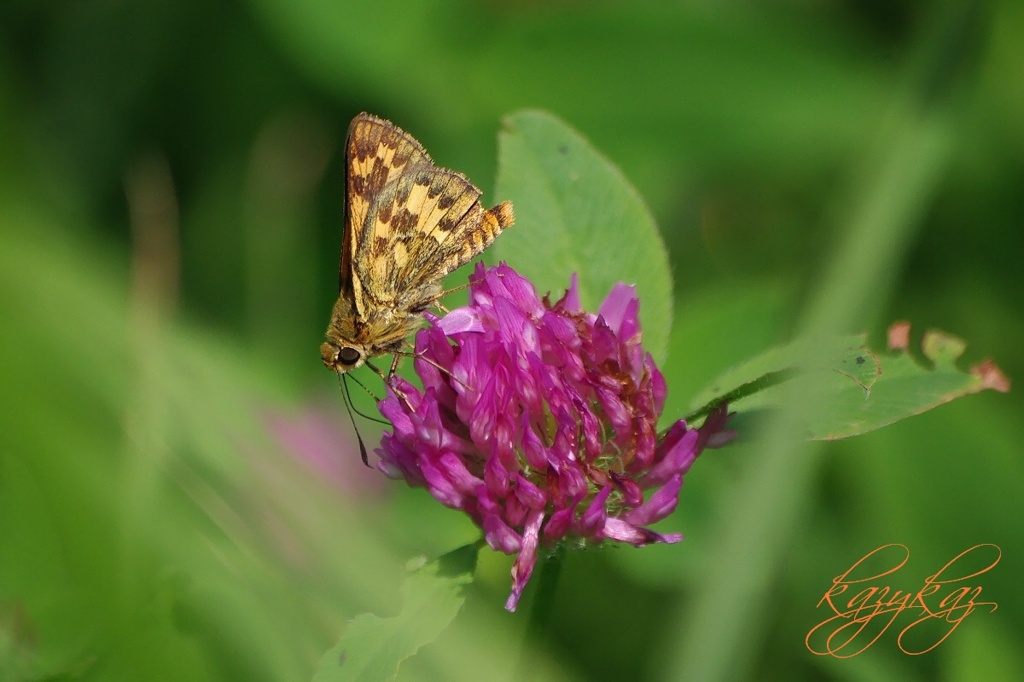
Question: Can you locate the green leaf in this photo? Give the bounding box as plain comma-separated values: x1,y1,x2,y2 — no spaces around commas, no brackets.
684,322,1010,439
311,544,480,682
684,334,880,422
494,110,673,360
808,324,1010,439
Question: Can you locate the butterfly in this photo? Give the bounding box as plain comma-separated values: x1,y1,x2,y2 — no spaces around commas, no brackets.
320,112,514,379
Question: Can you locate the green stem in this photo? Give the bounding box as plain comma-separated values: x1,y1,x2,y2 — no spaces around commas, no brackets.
514,545,565,681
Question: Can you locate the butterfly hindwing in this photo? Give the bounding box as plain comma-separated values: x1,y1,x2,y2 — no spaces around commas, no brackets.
357,166,509,305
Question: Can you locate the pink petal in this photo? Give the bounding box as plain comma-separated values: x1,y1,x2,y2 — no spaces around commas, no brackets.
505,510,545,612
643,425,699,486
597,283,638,335
602,517,682,545
622,474,682,526
484,515,521,555
438,306,485,334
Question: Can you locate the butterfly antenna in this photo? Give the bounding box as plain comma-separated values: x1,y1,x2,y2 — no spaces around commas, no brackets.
343,372,390,425
336,373,370,466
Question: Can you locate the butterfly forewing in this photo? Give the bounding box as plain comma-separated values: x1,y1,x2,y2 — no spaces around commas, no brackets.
342,113,431,296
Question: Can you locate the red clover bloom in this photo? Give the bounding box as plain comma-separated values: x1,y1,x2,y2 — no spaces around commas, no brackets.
376,263,732,611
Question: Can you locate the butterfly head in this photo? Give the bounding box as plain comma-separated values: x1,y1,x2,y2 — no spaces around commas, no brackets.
321,340,367,374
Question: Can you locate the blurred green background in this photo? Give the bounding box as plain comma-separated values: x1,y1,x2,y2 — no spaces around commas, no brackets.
2,1,1022,681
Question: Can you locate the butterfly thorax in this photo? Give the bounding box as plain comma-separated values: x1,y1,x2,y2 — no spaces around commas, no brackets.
321,281,443,373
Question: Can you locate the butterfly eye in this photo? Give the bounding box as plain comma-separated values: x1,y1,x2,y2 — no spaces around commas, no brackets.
337,347,362,366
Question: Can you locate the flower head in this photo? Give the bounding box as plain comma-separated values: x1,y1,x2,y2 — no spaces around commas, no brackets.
376,263,732,611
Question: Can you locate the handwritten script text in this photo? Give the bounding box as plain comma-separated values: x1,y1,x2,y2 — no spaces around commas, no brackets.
805,544,999,657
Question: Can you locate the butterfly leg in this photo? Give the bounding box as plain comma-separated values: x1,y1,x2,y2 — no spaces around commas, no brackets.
435,282,472,311
365,357,416,411
401,342,473,392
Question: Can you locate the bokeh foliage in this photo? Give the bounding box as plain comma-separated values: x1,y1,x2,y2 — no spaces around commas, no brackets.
2,1,1022,681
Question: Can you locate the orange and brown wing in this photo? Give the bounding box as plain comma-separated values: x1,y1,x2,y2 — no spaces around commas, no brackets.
355,164,513,308
340,113,432,309
341,112,514,314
